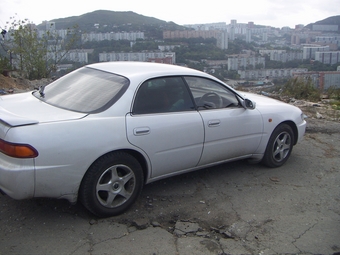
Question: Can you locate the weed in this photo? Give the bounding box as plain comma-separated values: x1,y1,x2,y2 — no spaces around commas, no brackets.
282,77,321,102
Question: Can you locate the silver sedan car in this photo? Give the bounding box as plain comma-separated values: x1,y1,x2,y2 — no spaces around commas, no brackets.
0,62,306,217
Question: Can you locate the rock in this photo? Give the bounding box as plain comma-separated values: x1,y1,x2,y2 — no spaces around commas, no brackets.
228,221,252,239
151,221,161,227
196,231,210,237
128,226,137,233
222,230,234,238
269,177,280,182
174,221,201,234
89,219,98,225
173,229,186,236
316,112,323,119
132,218,149,229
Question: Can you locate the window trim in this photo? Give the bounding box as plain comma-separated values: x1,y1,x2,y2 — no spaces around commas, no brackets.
183,76,241,110
131,76,196,115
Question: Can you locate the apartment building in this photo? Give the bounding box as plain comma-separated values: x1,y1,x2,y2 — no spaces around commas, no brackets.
270,51,303,62
315,35,340,48
245,29,251,43
184,22,227,31
303,45,329,60
227,56,265,71
259,50,286,56
163,30,228,50
238,68,307,80
45,49,92,64
82,32,144,42
158,45,180,51
226,21,254,35
163,30,220,39
99,51,176,63
315,51,340,65
312,25,339,32
216,31,228,50
63,50,89,63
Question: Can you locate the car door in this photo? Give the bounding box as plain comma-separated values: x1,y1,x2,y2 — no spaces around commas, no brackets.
184,76,263,166
126,76,204,179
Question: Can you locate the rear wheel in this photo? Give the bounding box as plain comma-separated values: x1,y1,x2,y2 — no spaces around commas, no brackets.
79,152,144,217
262,124,294,168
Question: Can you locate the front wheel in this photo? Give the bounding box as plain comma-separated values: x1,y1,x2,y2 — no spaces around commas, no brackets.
79,152,144,217
262,124,294,168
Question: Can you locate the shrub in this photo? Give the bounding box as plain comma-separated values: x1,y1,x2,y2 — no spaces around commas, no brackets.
327,86,340,100
0,57,11,74
282,77,321,101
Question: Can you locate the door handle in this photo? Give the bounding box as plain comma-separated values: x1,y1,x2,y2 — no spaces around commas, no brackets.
133,127,150,136
208,120,220,127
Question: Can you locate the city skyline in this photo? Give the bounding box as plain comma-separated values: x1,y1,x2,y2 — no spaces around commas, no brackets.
0,0,339,29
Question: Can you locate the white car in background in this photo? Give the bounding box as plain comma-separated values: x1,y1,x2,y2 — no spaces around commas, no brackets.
0,62,306,217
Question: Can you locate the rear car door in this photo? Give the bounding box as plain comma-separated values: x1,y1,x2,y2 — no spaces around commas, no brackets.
126,76,204,178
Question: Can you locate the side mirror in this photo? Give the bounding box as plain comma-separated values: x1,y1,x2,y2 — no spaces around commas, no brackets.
243,98,256,110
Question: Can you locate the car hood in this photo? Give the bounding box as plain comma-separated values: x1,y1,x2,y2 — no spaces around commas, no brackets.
0,92,87,127
240,92,287,106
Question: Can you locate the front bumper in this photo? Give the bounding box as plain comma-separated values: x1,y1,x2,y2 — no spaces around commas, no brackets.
297,119,307,143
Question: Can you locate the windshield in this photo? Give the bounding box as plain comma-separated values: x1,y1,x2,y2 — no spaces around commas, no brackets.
33,67,129,113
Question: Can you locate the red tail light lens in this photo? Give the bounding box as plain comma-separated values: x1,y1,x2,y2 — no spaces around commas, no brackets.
0,139,39,158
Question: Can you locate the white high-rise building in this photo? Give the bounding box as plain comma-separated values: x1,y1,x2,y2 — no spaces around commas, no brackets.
303,45,329,60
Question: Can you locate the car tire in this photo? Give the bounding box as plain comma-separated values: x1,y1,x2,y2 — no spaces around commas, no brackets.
79,151,144,217
262,123,294,168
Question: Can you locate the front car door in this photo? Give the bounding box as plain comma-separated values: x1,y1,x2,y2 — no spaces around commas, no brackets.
184,76,264,166
126,76,204,179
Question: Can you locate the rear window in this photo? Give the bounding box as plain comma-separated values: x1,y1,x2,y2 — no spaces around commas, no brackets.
33,67,129,113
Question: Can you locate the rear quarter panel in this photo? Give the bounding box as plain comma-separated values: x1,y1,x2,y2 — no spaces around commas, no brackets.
4,116,135,201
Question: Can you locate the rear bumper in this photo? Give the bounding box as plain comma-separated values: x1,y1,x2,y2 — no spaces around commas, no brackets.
0,155,35,200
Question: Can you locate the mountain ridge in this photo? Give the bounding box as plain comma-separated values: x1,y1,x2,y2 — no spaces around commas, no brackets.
37,10,340,32
305,15,340,30
38,10,185,33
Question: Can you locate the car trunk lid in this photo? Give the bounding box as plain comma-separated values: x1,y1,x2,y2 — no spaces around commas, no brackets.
0,92,87,127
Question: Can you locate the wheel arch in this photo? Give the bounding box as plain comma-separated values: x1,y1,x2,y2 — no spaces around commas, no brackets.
280,120,298,145
80,149,149,187
120,149,149,183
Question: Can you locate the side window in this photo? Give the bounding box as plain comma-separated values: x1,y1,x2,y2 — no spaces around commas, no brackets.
132,77,195,114
184,76,239,110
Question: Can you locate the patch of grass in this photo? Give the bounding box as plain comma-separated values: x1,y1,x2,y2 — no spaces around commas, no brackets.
327,86,340,100
331,101,340,110
282,77,321,102
326,87,340,111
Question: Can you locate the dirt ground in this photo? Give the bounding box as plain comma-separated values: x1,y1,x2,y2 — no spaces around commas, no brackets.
0,121,339,254
0,74,340,254
0,73,51,92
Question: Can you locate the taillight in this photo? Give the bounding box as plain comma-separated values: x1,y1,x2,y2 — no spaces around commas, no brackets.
0,139,39,158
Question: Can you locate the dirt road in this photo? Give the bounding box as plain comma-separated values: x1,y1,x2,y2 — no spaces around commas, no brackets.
0,118,339,254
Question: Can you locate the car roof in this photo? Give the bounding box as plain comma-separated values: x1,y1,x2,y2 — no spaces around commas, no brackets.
86,61,213,81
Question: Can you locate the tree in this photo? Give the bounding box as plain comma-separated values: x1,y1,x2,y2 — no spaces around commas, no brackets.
1,17,79,80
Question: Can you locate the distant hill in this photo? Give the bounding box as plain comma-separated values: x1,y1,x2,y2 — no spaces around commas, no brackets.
305,15,340,30
37,10,186,36
37,10,340,36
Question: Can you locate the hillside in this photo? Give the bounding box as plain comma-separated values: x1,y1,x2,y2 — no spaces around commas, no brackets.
37,10,340,34
37,10,185,34
305,15,340,30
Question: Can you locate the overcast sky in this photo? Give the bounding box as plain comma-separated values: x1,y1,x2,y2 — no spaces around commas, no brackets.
0,0,339,29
